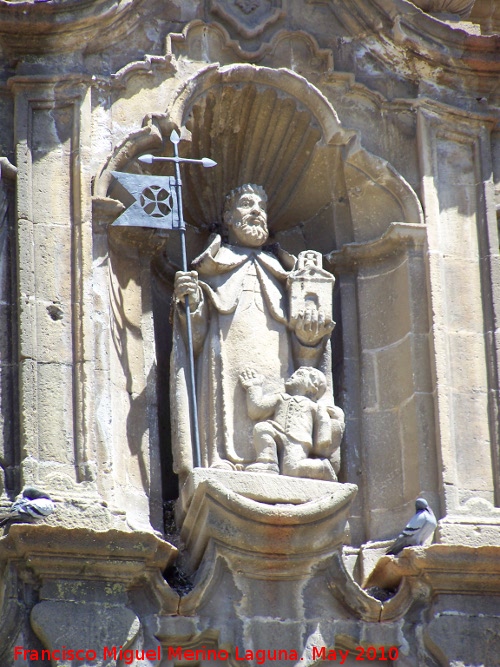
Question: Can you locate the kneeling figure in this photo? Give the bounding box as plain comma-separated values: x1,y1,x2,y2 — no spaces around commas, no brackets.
240,366,343,481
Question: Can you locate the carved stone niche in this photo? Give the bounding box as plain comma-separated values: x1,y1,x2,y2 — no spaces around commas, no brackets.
94,63,423,553
95,63,421,258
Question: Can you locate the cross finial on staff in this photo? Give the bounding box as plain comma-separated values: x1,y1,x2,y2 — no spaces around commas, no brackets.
111,129,217,468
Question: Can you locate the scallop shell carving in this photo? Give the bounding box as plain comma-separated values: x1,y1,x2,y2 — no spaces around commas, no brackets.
176,82,322,232
410,0,475,18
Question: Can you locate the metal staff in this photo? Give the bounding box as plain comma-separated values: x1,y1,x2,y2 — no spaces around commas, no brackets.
113,129,216,467
140,130,212,469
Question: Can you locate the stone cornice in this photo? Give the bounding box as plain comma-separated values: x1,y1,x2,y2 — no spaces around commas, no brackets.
325,222,427,271
0,0,146,56
365,544,500,595
0,524,177,584
0,0,495,89
327,0,500,99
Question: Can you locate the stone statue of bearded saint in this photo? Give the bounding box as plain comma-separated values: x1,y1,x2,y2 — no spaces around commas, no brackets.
171,183,343,482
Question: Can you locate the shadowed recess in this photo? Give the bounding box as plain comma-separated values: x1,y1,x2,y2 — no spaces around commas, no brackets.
174,82,322,233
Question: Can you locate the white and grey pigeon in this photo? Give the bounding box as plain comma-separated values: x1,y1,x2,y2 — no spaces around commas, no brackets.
386,498,437,556
0,487,54,528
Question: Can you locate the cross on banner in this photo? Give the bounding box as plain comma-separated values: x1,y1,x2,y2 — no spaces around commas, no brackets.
111,131,216,231
110,130,217,469
111,173,181,229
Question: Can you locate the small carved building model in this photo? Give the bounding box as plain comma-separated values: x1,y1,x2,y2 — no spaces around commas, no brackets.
288,250,335,327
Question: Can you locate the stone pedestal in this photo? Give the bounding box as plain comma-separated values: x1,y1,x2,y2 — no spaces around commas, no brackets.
177,469,358,575
152,473,411,666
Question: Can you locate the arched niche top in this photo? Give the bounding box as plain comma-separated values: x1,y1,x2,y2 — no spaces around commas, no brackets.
94,63,422,247
166,64,350,148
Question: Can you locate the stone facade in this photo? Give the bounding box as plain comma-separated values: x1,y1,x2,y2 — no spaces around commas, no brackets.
0,1,499,665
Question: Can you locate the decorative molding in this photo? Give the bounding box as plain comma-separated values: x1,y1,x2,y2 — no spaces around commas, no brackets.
318,0,500,103
409,95,499,128
0,524,177,584
209,0,284,39
167,20,254,61
167,20,334,73
325,222,427,271
267,28,334,74
0,0,142,56
365,544,500,594
112,53,176,87
0,524,178,663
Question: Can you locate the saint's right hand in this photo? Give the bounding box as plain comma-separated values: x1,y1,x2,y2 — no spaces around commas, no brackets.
174,271,201,308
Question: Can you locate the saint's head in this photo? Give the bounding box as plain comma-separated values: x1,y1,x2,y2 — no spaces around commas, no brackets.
223,184,269,248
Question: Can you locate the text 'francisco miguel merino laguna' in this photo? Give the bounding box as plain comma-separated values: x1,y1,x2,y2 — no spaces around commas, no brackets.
14,644,400,664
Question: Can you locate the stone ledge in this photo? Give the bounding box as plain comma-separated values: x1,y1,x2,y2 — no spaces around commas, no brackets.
0,524,177,583
365,544,500,594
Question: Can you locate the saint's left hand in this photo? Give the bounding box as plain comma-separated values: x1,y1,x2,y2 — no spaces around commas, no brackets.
292,306,334,345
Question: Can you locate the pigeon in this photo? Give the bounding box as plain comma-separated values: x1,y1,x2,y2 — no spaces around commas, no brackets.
0,487,55,528
386,498,437,556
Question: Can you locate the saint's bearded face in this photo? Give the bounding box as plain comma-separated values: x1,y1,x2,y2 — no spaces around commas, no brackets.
227,190,269,248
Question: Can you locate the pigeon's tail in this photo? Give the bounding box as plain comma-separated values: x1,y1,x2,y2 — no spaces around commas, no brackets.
386,539,404,556
386,525,421,556
0,494,54,530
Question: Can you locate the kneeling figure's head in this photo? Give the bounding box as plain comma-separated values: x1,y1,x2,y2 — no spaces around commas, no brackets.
285,367,327,400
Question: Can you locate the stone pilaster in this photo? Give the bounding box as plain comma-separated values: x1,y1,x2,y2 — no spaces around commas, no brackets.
327,223,436,543
9,75,95,493
0,158,18,502
417,100,500,542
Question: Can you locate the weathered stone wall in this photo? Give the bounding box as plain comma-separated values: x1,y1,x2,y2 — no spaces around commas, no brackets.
0,1,498,665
